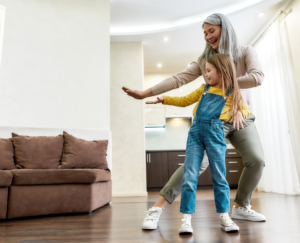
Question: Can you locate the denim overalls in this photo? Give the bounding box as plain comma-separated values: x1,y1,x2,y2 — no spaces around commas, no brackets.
180,84,232,214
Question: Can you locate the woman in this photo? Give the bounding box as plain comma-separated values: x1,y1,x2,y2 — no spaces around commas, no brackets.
122,13,266,230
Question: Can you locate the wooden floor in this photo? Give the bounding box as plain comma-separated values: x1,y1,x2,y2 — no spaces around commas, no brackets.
1,189,300,243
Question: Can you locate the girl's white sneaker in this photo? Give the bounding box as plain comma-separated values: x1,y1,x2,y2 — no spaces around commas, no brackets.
142,207,162,230
231,205,266,222
179,214,193,234
220,213,239,232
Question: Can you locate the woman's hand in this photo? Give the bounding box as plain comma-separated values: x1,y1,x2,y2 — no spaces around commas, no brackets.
145,96,165,104
229,111,248,130
122,87,153,100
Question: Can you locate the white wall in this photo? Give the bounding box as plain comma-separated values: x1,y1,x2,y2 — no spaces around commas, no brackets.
110,42,147,197
0,0,110,129
144,72,204,150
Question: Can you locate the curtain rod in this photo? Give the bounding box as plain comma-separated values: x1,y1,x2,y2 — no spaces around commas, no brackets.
250,8,293,46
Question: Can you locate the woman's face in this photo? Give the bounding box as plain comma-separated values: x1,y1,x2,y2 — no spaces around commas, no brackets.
203,23,222,51
205,62,221,86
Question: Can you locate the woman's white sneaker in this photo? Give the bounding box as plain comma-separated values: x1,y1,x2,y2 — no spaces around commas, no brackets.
179,214,193,234
142,207,162,230
220,213,239,232
231,205,266,222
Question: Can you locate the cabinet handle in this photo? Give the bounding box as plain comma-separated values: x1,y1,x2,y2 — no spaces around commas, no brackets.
178,155,185,157
178,163,184,166
229,170,238,172
147,154,149,163
228,152,237,154
228,161,238,164
147,123,157,125
149,154,151,163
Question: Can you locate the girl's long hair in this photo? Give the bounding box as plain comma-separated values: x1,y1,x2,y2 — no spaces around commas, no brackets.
199,13,242,64
207,54,243,116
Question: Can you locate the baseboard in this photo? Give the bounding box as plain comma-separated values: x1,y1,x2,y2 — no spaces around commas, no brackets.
112,191,148,197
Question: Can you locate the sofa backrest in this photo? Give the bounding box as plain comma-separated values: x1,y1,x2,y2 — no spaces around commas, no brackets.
0,127,112,173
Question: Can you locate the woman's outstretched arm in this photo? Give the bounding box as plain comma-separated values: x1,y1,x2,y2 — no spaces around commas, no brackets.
122,62,202,99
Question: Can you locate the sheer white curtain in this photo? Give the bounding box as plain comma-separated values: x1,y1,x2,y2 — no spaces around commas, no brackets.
251,19,300,195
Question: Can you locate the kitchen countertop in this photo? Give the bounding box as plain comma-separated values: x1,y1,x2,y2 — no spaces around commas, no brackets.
146,144,235,152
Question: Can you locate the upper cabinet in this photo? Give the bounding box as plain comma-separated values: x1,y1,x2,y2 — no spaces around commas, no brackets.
144,104,166,127
165,103,196,118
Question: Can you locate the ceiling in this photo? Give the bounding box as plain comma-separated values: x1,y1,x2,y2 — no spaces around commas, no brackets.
111,0,292,73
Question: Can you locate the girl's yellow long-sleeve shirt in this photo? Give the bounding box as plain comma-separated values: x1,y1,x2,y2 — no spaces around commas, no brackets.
163,84,251,122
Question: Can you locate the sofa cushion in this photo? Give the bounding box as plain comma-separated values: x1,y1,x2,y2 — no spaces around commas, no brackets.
12,133,64,169
0,138,16,170
0,170,13,187
10,169,111,186
59,131,109,170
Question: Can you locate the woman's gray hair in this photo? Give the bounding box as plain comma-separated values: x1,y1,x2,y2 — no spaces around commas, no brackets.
199,13,241,63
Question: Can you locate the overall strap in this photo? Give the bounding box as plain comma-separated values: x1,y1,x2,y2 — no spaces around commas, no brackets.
225,89,233,97
204,84,210,91
205,84,232,96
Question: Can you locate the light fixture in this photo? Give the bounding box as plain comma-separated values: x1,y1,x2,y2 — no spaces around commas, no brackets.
157,63,162,68
258,13,264,17
188,64,191,66
163,37,168,41
180,89,183,92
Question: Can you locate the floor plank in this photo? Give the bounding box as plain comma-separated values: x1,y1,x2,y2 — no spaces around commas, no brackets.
0,190,300,243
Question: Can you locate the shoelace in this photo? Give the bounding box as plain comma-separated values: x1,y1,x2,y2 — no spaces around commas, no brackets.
145,208,162,221
244,205,255,215
181,215,191,227
221,215,234,226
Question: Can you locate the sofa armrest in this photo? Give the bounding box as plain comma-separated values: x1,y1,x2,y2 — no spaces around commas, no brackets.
0,170,13,187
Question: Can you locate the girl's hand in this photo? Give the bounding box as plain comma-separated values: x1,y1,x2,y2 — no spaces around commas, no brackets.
145,96,165,104
229,111,248,130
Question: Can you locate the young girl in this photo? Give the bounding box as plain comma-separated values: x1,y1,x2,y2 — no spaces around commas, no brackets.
146,54,250,233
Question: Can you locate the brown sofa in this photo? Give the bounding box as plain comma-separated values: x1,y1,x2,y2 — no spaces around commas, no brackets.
0,129,112,220
0,171,12,220
6,169,112,219
0,169,111,220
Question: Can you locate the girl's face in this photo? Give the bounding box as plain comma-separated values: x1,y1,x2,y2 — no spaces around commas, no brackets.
203,23,222,51
205,62,221,87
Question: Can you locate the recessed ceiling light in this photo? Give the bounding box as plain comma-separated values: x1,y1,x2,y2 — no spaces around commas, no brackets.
163,37,168,41
258,13,264,17
157,63,162,68
188,64,191,66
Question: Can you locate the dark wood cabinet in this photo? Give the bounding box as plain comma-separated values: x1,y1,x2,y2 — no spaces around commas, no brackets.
225,157,244,186
167,151,185,178
146,152,169,188
146,149,243,190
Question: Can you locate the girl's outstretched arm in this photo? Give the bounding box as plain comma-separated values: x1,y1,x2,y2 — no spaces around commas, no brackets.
163,84,205,107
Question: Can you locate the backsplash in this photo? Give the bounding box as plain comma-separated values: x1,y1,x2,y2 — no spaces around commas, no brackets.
145,118,191,150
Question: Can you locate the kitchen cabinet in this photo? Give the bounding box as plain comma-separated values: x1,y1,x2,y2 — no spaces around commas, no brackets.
146,149,243,189
146,152,169,188
225,150,243,186
144,105,166,127
165,104,195,118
